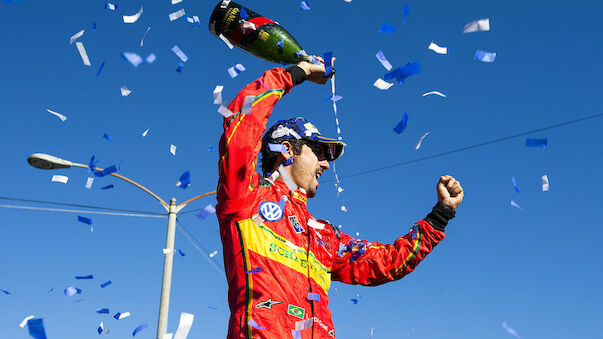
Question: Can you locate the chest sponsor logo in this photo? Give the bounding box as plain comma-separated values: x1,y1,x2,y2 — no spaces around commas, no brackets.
289,216,304,233
259,201,283,222
287,304,305,319
254,298,283,310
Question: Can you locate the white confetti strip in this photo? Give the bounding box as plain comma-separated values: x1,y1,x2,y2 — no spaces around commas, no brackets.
173,312,194,339
307,219,325,230
218,34,234,49
120,86,132,97
123,6,143,24
46,109,67,122
116,312,131,320
542,175,549,191
373,78,394,90
51,175,69,184
172,45,188,62
171,0,182,4
19,315,35,328
241,95,254,115
428,41,448,54
170,144,177,155
85,177,94,189
414,132,431,150
169,9,186,21
69,29,84,44
463,18,490,33
140,27,151,47
209,250,218,258
278,164,298,192
142,127,150,137
422,91,447,97
213,85,224,105
218,105,233,118
75,41,91,66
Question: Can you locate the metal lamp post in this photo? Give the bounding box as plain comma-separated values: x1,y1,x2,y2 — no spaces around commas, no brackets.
27,153,216,339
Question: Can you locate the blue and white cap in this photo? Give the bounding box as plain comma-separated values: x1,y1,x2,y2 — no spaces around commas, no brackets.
263,117,345,161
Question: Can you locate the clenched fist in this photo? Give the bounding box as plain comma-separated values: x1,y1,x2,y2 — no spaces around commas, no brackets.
437,175,464,210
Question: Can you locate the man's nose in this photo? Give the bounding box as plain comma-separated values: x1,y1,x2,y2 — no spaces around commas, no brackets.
318,160,330,170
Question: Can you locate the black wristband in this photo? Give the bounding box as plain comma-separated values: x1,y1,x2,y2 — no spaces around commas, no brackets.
286,66,307,86
424,202,455,232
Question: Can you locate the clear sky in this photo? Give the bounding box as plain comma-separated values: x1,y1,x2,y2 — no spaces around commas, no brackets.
1,0,603,338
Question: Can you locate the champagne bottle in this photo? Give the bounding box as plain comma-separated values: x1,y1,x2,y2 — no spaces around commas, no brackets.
209,0,312,64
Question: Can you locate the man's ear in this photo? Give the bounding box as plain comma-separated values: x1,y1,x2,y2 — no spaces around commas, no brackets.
280,141,293,158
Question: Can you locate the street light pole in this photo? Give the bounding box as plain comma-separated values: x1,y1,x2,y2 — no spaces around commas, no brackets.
157,197,178,339
26,153,216,339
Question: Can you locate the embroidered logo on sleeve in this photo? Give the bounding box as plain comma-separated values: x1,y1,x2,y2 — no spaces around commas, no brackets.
255,298,283,309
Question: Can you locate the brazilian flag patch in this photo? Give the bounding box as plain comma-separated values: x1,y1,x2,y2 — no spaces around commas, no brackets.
287,304,305,319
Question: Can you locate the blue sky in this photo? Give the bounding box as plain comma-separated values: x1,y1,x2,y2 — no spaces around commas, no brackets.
1,0,602,338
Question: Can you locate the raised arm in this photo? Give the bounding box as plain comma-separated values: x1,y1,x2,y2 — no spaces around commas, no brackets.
332,176,463,285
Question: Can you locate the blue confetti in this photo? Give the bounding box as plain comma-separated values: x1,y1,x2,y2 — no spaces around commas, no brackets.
323,51,333,75
88,155,97,173
411,224,418,239
208,145,214,152
308,292,320,301
177,171,190,189
0,289,11,294
100,281,112,288
75,275,93,280
384,61,420,84
350,298,359,304
208,306,218,310
526,138,547,147
78,216,92,225
245,266,262,274
393,113,408,134
177,249,186,257
96,308,110,314
240,7,247,20
101,184,114,190
323,94,343,102
512,176,520,193
96,61,105,76
300,1,310,11
132,323,148,336
268,143,287,153
403,4,410,24
92,23,97,31
76,288,83,294
474,50,496,63
176,62,184,73
27,318,47,339
94,165,117,177
248,318,265,330
291,330,302,339
102,133,112,141
97,324,104,334
64,285,77,297
379,22,395,33
105,3,117,11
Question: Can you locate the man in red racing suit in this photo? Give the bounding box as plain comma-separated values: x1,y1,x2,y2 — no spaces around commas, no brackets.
216,58,464,339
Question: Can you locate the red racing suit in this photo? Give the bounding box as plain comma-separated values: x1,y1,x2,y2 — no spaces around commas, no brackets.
216,67,448,339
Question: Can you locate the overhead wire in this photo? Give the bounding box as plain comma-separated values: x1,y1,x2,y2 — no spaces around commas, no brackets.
0,196,165,215
325,112,603,182
176,218,226,278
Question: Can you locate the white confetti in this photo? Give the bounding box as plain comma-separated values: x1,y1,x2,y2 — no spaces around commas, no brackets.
341,205,348,212
375,50,392,71
373,78,394,90
19,315,35,328
241,95,254,115
227,63,246,78
140,27,151,47
142,127,150,137
422,91,447,97
69,29,84,44
116,312,131,320
170,144,177,156
474,50,496,63
75,41,91,66
173,312,194,339
307,219,325,230
169,9,186,21
123,6,143,24
414,132,431,150
51,175,69,184
218,105,233,118
511,200,523,210
428,41,448,54
278,164,298,192
463,18,490,33
146,53,156,64
172,45,188,62
218,34,234,49
85,177,94,189
120,86,132,97
171,0,182,4
213,85,224,105
295,318,313,331
46,109,67,122
542,175,550,192
163,248,173,254
209,250,218,258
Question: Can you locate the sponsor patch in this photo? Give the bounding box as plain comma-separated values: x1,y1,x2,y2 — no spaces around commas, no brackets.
287,304,305,319
254,298,283,310
289,215,304,233
259,201,283,222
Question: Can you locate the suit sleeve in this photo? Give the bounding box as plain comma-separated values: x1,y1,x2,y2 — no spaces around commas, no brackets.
216,67,295,215
331,220,445,286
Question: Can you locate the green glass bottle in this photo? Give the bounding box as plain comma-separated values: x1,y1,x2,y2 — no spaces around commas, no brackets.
209,0,312,64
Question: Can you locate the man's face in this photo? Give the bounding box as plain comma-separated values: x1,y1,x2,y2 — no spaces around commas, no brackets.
289,142,330,198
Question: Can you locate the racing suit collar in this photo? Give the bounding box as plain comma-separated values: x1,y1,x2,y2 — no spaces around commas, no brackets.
274,180,308,206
